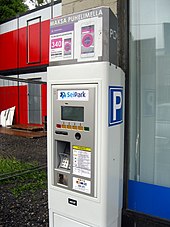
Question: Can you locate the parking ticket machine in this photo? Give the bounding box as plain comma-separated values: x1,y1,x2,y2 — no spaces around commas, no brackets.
47,7,125,227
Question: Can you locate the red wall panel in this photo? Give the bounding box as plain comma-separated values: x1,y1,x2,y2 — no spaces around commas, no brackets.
0,20,50,72
41,84,47,121
19,20,50,69
41,20,50,65
18,26,27,68
0,86,19,123
0,30,18,71
27,19,41,64
18,85,28,124
0,85,28,124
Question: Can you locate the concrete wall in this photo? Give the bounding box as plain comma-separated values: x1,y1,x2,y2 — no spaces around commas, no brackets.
62,0,117,15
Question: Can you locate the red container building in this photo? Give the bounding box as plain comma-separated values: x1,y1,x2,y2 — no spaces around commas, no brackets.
0,2,62,125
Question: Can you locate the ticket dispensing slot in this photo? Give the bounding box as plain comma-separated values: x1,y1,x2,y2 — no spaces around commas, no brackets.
55,140,70,187
57,141,70,170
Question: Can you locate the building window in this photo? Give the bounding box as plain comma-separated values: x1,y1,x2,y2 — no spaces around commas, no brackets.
129,0,170,220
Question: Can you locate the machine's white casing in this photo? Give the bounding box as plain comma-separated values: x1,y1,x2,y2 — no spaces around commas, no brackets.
47,61,125,227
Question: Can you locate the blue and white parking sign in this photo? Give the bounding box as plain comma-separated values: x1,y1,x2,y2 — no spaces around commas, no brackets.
109,86,123,126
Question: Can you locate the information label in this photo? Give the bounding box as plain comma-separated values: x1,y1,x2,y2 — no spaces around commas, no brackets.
81,25,95,58
50,24,74,61
73,177,91,194
73,146,91,178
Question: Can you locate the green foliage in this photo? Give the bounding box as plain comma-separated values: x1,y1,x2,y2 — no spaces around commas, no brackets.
0,0,28,23
10,170,47,197
0,156,35,174
0,157,47,197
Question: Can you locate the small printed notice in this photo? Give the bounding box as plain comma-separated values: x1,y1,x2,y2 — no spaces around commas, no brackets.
73,177,91,194
73,146,91,178
50,24,74,61
64,38,72,57
81,24,95,58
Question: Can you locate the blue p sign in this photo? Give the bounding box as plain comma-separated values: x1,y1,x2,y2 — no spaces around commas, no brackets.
109,86,123,126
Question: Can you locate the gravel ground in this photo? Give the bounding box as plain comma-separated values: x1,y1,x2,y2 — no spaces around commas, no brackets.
0,134,49,227
0,134,47,165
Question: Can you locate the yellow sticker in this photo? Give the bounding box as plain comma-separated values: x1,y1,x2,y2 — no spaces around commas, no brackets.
73,145,91,152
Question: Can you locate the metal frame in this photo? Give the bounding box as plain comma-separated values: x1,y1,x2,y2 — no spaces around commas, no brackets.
117,0,129,211
26,16,42,65
122,210,170,227
27,80,42,124
0,75,46,84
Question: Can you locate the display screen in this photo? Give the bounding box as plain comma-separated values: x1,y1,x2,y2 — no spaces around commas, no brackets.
61,106,84,122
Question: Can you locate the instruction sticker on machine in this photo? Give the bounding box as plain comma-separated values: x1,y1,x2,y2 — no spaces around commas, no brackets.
73,177,91,194
73,146,91,178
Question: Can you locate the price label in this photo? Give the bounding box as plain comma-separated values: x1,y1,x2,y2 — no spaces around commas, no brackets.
51,38,62,49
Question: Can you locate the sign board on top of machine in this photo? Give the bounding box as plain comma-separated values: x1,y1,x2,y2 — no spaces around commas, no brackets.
49,7,117,65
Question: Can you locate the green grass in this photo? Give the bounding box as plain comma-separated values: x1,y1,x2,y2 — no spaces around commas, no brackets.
0,156,36,174
0,156,47,197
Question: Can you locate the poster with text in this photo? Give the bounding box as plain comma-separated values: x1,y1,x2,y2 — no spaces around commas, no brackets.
50,23,74,61
81,24,95,58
